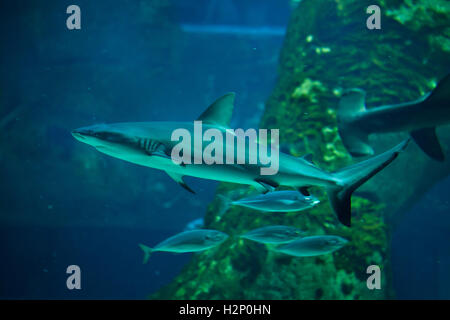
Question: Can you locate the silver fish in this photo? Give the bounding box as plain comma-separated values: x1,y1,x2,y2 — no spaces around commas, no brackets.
240,225,303,244
274,235,348,257
138,229,228,263
220,190,319,213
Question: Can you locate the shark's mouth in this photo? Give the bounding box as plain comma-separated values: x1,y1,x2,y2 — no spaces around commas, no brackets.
71,132,86,141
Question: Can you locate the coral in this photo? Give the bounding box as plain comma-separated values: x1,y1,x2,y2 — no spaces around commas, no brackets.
386,0,450,52
386,0,450,30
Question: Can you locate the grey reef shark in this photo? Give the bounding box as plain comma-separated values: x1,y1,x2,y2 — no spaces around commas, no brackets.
72,93,409,226
338,73,450,161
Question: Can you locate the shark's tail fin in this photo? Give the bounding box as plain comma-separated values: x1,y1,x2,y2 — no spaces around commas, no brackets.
327,139,409,226
409,73,450,161
421,73,450,109
138,243,153,264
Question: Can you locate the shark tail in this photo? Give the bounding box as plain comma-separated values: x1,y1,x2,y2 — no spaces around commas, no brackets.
338,73,450,161
409,73,450,161
138,243,153,264
327,139,410,227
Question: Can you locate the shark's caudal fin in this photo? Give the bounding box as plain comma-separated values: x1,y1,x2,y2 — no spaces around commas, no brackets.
409,73,450,161
138,243,153,264
410,127,444,161
421,73,450,109
327,139,410,227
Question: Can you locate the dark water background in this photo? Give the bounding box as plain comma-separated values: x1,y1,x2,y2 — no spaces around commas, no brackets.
0,0,449,299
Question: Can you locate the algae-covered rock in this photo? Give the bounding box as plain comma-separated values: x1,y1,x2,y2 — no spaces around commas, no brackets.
152,0,450,299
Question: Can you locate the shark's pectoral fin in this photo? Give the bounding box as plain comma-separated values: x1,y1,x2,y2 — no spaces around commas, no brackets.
410,127,445,161
254,179,278,193
166,171,195,194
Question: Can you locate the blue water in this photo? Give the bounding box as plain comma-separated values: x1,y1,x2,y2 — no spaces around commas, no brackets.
0,0,287,299
392,176,450,299
0,0,449,300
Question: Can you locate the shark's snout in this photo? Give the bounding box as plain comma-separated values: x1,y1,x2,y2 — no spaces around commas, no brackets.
71,125,126,152
71,128,91,142
71,131,84,139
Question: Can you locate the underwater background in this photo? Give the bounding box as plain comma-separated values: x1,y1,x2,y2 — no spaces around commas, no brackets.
0,0,449,299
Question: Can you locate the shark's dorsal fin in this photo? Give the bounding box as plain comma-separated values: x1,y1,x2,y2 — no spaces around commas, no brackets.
166,171,195,193
197,93,235,127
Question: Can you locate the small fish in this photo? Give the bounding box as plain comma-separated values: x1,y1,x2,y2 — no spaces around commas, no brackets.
219,190,320,214
240,225,303,244
138,229,228,264
274,235,348,257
